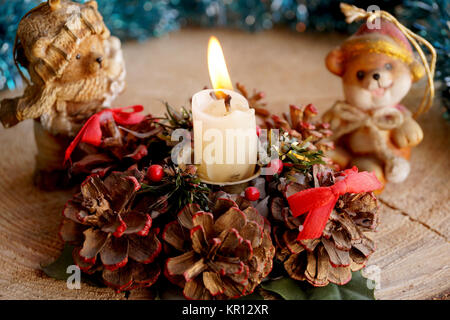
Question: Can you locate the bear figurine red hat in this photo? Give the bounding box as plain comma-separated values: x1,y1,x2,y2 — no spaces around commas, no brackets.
338,19,424,82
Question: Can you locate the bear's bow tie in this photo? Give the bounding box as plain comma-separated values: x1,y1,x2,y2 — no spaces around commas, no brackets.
335,102,404,130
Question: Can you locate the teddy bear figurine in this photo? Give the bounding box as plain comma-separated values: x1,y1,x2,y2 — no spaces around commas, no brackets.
322,4,436,188
0,0,125,189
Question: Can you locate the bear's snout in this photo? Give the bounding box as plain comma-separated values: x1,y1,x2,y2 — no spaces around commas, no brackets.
365,69,393,91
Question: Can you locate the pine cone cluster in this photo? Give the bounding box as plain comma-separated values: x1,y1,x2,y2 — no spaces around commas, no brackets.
270,166,379,286
162,192,275,299
52,86,384,298
59,167,162,292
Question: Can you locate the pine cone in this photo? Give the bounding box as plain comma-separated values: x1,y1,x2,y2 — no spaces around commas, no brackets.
70,115,165,177
271,168,379,287
256,104,333,152
59,168,162,292
162,193,275,300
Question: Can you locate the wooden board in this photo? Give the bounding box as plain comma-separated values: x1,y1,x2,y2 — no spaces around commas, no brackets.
0,28,448,300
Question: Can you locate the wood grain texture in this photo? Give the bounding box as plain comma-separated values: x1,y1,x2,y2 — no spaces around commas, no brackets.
0,28,448,300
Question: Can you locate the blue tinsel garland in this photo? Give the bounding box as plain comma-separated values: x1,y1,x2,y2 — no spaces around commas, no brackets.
0,0,448,117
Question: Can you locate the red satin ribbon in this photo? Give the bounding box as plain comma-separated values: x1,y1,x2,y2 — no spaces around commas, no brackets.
64,105,145,164
287,167,382,241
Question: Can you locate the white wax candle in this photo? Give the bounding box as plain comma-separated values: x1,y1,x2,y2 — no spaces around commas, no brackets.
192,89,257,183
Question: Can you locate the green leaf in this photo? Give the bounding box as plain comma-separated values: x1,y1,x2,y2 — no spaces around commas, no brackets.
261,271,375,300
41,244,105,288
41,244,75,280
238,291,265,300
331,270,375,300
261,278,308,300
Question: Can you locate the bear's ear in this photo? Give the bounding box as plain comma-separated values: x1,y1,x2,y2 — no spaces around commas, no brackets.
48,0,61,11
325,48,346,77
32,37,52,59
85,1,99,10
410,60,425,83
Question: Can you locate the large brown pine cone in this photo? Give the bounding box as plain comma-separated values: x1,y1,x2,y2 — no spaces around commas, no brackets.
271,168,379,287
162,193,275,300
59,168,161,292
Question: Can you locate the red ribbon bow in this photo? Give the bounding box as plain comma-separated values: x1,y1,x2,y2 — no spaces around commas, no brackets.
287,167,382,241
64,105,145,164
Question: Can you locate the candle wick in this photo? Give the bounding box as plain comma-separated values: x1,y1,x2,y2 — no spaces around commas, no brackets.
210,91,219,100
224,94,232,113
211,90,232,113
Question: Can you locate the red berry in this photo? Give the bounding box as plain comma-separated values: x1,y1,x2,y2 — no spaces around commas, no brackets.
245,187,260,201
256,125,262,137
147,164,164,182
267,159,283,175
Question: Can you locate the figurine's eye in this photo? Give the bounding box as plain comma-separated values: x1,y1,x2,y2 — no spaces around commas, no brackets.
356,70,365,80
76,54,81,60
385,63,393,70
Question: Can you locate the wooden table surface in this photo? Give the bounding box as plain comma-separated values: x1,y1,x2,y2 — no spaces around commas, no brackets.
0,28,448,300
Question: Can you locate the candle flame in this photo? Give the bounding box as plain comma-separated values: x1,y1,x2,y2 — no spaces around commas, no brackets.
207,36,233,91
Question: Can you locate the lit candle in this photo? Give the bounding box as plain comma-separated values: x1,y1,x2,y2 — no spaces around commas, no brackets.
192,36,257,183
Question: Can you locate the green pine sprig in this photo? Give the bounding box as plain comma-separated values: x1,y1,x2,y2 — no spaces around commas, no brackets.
163,102,193,130
139,164,210,214
277,131,325,173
